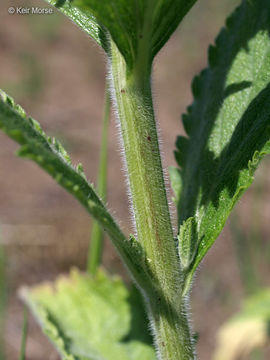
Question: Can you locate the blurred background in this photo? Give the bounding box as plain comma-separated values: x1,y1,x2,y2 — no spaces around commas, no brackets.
0,0,270,359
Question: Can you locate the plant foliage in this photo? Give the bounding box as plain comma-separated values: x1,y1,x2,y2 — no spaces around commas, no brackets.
19,269,155,360
47,0,197,68
170,0,270,290
46,0,108,50
0,90,146,286
1,0,270,358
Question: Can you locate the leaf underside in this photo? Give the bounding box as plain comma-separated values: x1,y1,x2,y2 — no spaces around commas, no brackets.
19,269,155,360
171,0,270,286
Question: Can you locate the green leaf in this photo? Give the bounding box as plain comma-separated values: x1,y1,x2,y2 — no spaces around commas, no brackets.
213,289,270,360
168,166,182,206
73,0,197,68
150,0,197,58
19,269,155,360
44,0,108,51
172,0,270,289
0,90,147,287
73,0,139,67
177,217,198,271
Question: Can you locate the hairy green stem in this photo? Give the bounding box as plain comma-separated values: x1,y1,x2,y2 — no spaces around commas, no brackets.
110,41,194,360
88,83,110,275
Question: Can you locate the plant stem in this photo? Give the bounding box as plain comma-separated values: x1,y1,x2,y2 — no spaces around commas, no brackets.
19,306,28,360
230,212,258,295
110,41,195,360
0,244,6,360
87,83,110,275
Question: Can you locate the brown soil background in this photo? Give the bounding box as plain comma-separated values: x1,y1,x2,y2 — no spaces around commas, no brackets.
0,0,270,359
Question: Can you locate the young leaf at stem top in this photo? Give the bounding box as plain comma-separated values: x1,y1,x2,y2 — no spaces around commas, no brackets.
53,0,197,70
171,0,270,292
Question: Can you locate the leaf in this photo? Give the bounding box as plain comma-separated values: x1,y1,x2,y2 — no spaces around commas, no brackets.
73,0,197,68
44,0,108,51
73,0,139,67
0,90,146,287
168,166,182,206
172,0,270,290
150,0,197,58
213,289,270,360
177,217,198,271
19,269,155,360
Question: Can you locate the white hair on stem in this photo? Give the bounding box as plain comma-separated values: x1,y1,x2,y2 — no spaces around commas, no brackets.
106,58,137,237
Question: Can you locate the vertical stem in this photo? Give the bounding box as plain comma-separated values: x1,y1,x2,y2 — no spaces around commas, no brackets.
87,83,110,275
0,243,5,360
230,212,259,295
19,307,28,360
110,41,195,359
